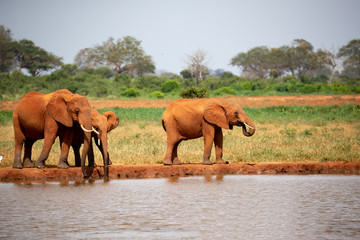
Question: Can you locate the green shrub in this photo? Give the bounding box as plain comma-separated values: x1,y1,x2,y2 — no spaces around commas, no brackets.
161,80,180,93
134,76,166,91
149,91,164,99
95,67,114,78
114,74,131,88
0,111,13,125
232,82,253,91
180,87,209,99
121,88,140,97
301,84,320,93
214,86,236,96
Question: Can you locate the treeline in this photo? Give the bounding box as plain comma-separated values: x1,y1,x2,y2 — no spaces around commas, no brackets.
1,65,359,100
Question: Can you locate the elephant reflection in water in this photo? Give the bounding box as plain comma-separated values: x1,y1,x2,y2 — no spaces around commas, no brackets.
12,89,96,170
70,109,119,178
162,99,255,165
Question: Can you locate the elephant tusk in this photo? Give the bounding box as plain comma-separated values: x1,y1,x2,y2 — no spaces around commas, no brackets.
244,123,254,129
80,124,93,133
92,127,100,135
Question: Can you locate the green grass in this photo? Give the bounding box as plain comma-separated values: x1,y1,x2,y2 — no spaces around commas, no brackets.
3,105,360,126
0,111,13,125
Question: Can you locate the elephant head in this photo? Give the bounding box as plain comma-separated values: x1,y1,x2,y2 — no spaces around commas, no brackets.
203,101,255,137
90,110,119,177
46,93,95,175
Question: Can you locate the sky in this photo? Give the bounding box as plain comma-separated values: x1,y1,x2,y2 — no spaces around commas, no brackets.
1,0,360,75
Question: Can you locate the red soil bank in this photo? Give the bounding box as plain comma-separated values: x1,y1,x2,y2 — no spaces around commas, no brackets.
1,162,359,181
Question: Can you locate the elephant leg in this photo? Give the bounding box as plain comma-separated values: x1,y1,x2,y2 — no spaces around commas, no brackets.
13,131,25,169
164,135,180,165
23,139,36,168
203,124,215,165
35,135,56,168
35,123,58,168
58,133,73,169
72,145,81,167
214,128,225,164
172,140,182,165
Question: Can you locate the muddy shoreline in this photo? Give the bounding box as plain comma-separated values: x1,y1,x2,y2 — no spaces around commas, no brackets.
1,162,359,181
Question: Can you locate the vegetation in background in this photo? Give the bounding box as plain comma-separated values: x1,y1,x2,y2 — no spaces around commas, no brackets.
1,24,359,100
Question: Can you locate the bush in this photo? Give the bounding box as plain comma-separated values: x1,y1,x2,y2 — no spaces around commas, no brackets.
149,91,164,99
161,80,180,93
95,67,114,78
180,87,209,99
214,86,236,96
121,88,140,97
114,74,131,88
134,76,166,91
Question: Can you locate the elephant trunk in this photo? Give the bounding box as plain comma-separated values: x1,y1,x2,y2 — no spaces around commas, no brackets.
81,121,92,178
241,118,255,137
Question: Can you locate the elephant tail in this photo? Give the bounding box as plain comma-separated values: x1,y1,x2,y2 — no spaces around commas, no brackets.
161,119,166,132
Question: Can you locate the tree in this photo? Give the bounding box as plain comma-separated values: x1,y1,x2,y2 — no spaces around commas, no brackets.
74,48,99,69
317,46,342,85
0,25,14,73
184,49,209,86
285,39,321,77
180,69,192,79
12,39,62,76
338,39,360,77
231,46,271,78
74,36,155,76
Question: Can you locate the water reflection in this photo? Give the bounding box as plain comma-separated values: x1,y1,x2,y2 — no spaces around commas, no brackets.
0,175,359,239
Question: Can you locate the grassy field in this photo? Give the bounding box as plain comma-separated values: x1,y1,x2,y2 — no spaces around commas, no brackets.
0,105,359,167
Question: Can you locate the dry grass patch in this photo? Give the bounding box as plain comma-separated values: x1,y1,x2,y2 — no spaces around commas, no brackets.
1,121,359,167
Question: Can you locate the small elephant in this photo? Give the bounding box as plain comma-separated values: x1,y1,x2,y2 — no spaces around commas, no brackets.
161,99,255,165
12,89,96,170
70,109,119,177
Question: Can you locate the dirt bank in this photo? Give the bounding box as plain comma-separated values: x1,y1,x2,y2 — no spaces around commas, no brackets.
1,162,359,181
1,94,360,111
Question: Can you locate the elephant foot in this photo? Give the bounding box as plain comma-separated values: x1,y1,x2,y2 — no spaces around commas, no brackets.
88,163,97,167
12,161,23,169
57,161,70,169
163,158,173,166
172,158,182,165
35,160,45,169
23,158,34,168
202,158,213,165
215,159,226,164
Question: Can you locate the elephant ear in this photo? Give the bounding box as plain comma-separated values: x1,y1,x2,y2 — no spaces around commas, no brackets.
47,94,73,127
203,101,229,129
103,111,119,132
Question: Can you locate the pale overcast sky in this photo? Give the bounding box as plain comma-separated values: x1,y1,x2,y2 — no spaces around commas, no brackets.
1,0,359,75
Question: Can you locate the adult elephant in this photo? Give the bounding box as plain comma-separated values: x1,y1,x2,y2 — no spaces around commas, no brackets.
12,89,96,171
71,109,119,178
161,99,255,165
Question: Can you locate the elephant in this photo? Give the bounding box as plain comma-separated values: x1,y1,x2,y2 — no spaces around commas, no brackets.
12,89,96,172
70,109,119,178
161,99,255,165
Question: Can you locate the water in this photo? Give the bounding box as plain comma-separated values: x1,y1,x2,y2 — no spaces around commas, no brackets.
0,175,359,240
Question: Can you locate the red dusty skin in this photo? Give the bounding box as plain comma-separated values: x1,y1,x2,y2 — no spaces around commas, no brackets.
0,162,359,181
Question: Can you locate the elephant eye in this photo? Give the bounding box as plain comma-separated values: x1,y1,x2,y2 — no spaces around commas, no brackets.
234,111,239,116
75,108,80,114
